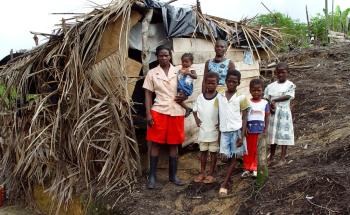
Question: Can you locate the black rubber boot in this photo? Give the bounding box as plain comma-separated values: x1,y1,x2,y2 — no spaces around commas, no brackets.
169,156,184,186
147,156,158,189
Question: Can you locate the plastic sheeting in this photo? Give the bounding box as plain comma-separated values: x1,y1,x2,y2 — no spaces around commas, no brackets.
129,22,170,62
144,0,196,38
143,0,254,46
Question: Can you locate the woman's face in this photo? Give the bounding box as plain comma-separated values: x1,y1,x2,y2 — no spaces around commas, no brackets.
214,42,227,57
157,49,171,67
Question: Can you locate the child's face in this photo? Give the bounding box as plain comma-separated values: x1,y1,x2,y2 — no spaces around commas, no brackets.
276,69,288,83
205,77,218,93
250,84,263,100
181,57,192,68
226,75,239,92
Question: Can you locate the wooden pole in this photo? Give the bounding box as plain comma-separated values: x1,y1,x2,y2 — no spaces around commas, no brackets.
261,2,278,23
306,5,312,42
10,49,13,60
331,0,334,31
141,9,153,76
33,34,39,46
142,9,154,171
325,0,329,43
256,133,268,187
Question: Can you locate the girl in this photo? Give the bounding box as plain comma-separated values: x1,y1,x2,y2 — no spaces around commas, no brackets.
177,53,197,117
264,62,296,165
202,40,235,93
143,45,187,189
242,79,269,178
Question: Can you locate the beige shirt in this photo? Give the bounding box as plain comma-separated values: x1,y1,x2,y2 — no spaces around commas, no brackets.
143,65,185,116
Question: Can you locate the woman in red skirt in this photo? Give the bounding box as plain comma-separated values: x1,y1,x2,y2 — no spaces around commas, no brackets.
143,45,187,189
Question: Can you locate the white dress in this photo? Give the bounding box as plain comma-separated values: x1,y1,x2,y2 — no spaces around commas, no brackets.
264,80,296,146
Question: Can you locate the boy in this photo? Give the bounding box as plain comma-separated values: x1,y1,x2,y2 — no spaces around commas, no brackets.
217,70,250,195
193,72,220,184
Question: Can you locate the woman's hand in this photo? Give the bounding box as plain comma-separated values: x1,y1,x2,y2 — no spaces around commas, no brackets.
146,114,154,127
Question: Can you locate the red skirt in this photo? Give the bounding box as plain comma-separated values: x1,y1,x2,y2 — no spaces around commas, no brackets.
146,110,184,144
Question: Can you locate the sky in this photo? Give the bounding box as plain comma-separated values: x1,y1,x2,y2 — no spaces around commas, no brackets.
1,0,350,58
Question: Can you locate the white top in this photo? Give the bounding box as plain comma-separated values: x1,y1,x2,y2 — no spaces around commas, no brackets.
193,93,219,142
264,80,295,108
248,99,269,122
217,92,250,132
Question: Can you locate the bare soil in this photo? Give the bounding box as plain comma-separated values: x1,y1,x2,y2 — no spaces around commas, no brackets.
117,44,350,215
1,44,349,215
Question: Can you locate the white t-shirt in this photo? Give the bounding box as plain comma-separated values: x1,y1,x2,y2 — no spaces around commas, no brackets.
264,80,295,108
217,92,250,132
247,99,269,133
248,99,269,122
193,93,219,142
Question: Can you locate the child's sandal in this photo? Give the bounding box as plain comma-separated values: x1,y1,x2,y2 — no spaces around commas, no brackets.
203,175,216,184
219,187,228,196
194,174,205,183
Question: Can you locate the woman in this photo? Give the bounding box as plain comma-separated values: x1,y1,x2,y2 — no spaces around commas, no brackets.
202,40,235,93
143,45,186,189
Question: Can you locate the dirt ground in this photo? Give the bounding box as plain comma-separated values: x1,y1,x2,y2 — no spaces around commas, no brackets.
116,44,350,215
1,44,349,215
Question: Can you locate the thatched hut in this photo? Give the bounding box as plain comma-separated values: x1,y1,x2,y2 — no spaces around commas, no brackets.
0,0,280,213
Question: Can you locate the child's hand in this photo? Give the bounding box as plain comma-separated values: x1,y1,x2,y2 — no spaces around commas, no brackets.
236,138,243,147
270,101,276,114
263,128,268,135
195,118,202,127
180,68,190,73
184,70,192,76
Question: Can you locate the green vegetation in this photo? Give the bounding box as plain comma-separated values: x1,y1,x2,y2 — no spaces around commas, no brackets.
253,5,350,50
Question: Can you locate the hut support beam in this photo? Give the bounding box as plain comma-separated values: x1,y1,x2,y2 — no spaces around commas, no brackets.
142,9,153,75
142,9,154,169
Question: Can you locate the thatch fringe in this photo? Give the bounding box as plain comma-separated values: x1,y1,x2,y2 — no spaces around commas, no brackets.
0,0,139,213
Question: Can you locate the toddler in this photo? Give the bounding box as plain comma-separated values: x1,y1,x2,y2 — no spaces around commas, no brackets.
177,53,197,117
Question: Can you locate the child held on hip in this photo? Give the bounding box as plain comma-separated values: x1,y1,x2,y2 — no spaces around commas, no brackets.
177,53,197,117
264,62,296,166
241,79,270,178
217,70,249,195
193,72,220,184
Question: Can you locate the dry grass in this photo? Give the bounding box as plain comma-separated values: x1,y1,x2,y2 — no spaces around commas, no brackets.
0,0,139,213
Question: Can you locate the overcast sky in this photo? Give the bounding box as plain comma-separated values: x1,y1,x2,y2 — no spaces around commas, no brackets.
1,0,349,58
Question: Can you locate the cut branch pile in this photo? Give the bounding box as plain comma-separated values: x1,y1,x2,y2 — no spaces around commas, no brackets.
0,0,140,212
195,10,282,61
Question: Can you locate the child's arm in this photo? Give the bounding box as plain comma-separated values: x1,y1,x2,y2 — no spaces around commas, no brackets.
236,109,248,147
193,111,202,127
272,95,291,103
264,103,270,134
